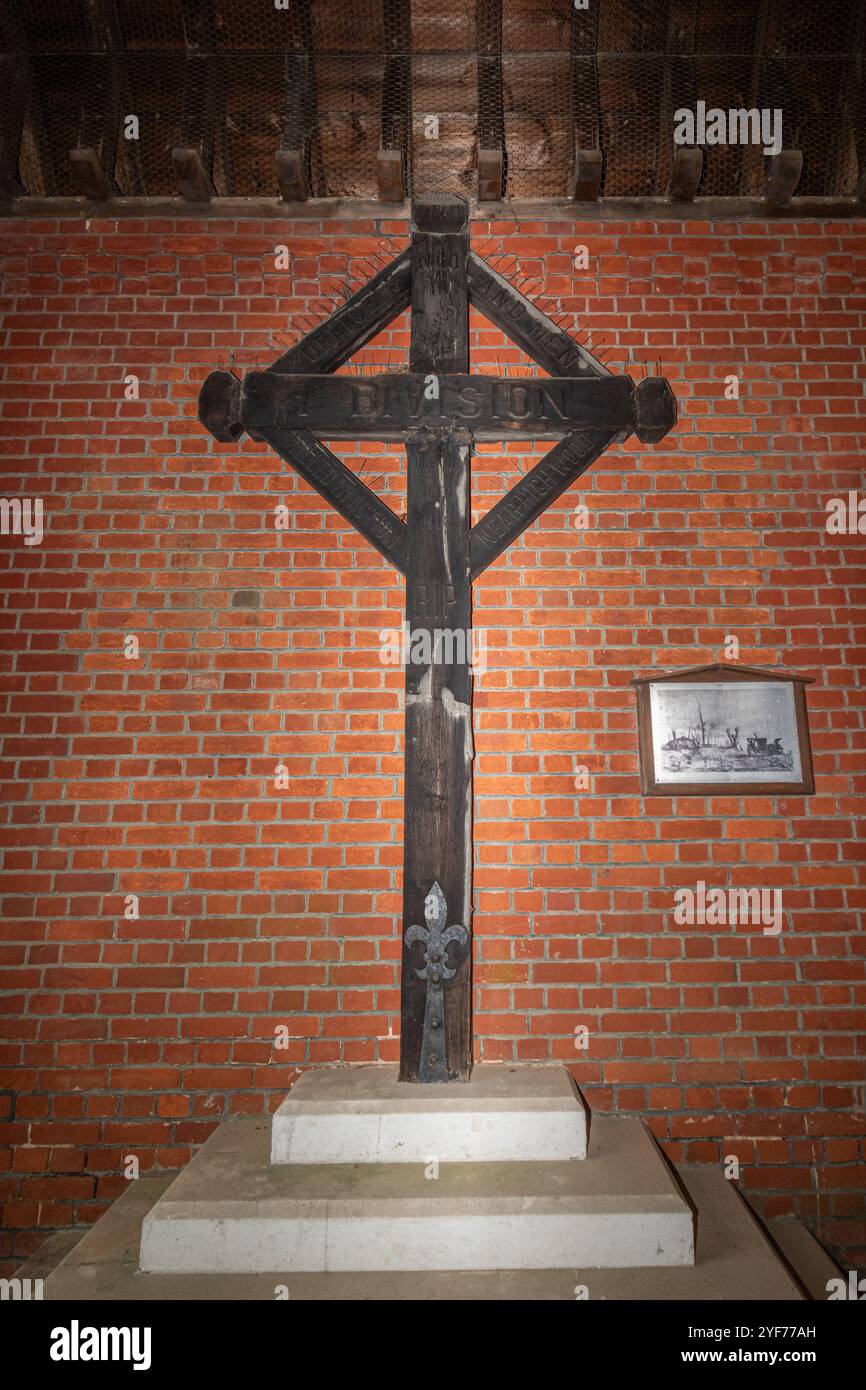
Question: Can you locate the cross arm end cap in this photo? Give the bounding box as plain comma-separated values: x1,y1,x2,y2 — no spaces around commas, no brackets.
634,376,678,444
198,370,244,443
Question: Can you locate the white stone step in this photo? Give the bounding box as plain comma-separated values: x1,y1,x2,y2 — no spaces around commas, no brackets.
270,1064,588,1165
140,1113,694,1274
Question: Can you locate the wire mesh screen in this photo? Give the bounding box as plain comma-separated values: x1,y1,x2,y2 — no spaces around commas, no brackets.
0,0,864,201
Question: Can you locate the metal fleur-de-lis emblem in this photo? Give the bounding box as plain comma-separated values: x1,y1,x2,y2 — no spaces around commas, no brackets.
404,881,468,1082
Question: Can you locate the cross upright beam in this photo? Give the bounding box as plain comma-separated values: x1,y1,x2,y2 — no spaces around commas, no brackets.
197,192,677,1083
400,193,473,1080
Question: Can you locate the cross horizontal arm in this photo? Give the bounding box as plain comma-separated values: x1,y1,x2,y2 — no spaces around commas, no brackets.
469,428,616,579
198,249,412,443
239,371,671,442
261,426,408,574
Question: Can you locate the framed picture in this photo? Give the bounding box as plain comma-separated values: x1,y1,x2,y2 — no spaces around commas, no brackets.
631,664,815,796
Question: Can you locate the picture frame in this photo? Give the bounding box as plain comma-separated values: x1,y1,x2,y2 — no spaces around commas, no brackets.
631,664,815,796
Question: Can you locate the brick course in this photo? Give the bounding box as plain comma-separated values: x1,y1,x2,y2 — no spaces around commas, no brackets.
0,213,864,1271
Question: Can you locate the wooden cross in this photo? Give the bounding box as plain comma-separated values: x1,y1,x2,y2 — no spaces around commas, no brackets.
198,194,677,1084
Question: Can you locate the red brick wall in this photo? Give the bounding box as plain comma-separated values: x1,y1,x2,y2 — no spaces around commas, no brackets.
1,213,864,1273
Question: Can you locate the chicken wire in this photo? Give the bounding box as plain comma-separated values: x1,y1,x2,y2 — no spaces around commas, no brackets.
0,0,863,201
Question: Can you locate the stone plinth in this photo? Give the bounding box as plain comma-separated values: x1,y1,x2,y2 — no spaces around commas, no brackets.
270,1064,588,1165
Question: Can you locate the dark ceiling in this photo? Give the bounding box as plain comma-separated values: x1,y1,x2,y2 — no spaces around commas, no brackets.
0,0,864,205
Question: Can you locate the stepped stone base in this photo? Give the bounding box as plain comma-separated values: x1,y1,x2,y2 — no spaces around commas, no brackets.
140,1111,693,1274
32,1164,811,1300
270,1064,588,1165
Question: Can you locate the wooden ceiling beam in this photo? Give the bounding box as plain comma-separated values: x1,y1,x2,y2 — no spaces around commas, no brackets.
476,0,504,200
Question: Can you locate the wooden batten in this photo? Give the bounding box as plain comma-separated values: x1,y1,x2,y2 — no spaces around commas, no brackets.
171,147,215,202
668,147,703,202
69,148,117,200
275,149,308,202
765,150,803,205
571,147,603,201
477,147,504,202
376,149,405,203
0,54,26,200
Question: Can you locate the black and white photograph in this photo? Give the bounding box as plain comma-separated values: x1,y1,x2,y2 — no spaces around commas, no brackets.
634,665,815,795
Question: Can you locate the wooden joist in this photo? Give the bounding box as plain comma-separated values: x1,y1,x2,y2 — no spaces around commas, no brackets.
284,0,322,199
0,55,26,199
171,147,215,202
476,0,504,202
477,147,503,202
380,0,410,201
765,150,803,205
668,147,703,202
571,148,603,201
69,148,118,200
376,149,405,202
275,149,308,202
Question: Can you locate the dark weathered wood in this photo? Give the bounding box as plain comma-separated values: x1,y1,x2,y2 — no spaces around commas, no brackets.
469,428,615,579
78,0,121,199
5,196,865,223
467,369,678,575
410,193,470,375
241,371,636,439
377,149,405,203
270,248,412,376
633,375,677,444
477,148,504,202
259,427,407,574
276,150,308,202
178,2,220,198
0,55,26,199
199,369,243,442
1,8,56,196
171,147,215,202
196,196,680,1085
284,0,322,198
69,148,118,200
567,0,600,198
571,148,603,201
668,147,703,202
468,251,610,380
381,0,411,195
401,426,473,1082
400,194,472,1083
100,0,146,195
765,150,803,206
477,0,504,200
